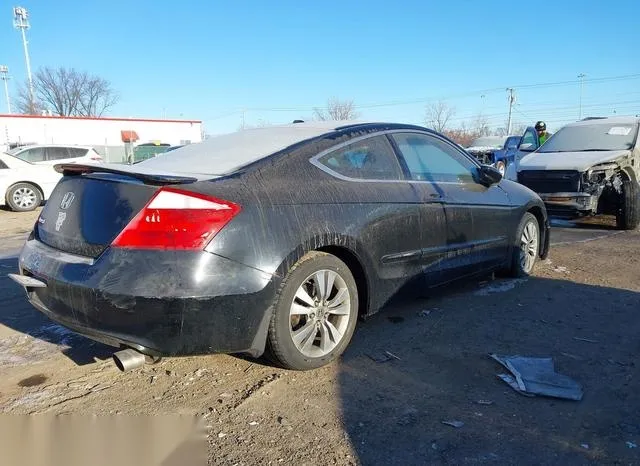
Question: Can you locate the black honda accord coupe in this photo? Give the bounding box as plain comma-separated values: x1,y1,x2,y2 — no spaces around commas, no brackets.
10,121,549,370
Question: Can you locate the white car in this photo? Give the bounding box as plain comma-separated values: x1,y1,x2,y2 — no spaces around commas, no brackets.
5,145,103,166
0,152,62,212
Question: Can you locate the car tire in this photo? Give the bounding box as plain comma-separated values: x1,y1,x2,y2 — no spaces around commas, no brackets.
616,179,640,231
507,212,540,277
6,183,42,212
266,251,358,371
495,160,506,176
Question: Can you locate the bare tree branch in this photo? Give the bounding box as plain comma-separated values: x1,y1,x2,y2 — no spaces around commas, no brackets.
425,100,456,133
313,98,359,121
13,67,118,117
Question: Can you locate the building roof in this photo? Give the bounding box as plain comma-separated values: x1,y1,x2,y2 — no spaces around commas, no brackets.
0,114,201,124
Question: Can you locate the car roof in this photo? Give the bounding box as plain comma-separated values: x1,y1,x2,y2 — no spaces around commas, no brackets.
14,144,94,150
137,120,420,175
566,116,640,127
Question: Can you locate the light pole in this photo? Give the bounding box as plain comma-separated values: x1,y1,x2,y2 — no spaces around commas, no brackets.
506,88,516,135
578,73,586,120
0,66,10,113
14,6,34,111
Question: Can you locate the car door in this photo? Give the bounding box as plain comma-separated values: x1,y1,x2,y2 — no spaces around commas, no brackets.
390,131,512,282
506,127,539,180
312,134,447,290
14,147,46,164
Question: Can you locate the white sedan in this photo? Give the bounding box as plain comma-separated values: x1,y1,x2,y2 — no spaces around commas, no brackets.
0,152,62,212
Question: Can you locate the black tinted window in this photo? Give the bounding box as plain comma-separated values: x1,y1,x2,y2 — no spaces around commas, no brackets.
0,160,8,169
392,133,477,183
318,136,403,181
46,147,87,160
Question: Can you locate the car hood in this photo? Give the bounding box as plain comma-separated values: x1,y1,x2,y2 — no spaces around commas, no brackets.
519,150,631,172
466,145,501,152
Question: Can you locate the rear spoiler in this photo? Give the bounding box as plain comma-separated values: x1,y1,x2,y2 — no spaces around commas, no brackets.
54,163,199,185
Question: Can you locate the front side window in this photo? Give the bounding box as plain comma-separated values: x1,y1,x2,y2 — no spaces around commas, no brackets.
521,129,538,148
392,133,477,183
14,147,45,163
317,135,403,181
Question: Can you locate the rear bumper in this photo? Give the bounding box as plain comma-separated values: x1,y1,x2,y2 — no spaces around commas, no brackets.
538,192,599,217
14,240,278,357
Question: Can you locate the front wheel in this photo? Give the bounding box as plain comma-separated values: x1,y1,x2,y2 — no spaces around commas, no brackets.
616,178,640,231
495,160,506,176
507,212,540,277
266,251,358,370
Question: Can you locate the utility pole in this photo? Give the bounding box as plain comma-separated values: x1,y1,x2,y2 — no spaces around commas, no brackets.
578,73,586,120
14,6,34,112
0,66,10,113
506,88,516,135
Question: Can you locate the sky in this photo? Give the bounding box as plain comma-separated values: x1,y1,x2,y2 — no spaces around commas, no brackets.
0,0,639,136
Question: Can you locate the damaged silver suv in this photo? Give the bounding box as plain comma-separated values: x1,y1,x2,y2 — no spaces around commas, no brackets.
516,116,640,230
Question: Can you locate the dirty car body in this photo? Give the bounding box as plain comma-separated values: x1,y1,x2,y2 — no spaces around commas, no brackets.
11,122,550,364
517,117,640,229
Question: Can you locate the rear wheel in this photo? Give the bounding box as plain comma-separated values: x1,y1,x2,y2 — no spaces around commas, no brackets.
507,212,540,277
6,183,42,212
266,251,358,370
616,178,640,231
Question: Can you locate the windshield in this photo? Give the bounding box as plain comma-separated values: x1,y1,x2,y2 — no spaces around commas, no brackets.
468,136,505,148
538,123,639,153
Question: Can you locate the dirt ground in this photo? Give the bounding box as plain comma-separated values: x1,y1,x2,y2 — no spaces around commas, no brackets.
0,208,638,465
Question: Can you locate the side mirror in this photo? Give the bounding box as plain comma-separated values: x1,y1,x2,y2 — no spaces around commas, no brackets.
518,142,536,152
478,164,503,186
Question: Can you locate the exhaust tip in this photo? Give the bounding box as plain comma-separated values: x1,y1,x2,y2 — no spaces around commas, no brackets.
113,348,146,372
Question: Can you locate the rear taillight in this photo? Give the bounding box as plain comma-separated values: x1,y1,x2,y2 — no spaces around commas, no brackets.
111,188,241,250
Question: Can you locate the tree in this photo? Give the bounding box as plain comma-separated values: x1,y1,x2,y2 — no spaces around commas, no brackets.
15,67,118,116
472,113,490,137
313,98,359,121
425,100,456,133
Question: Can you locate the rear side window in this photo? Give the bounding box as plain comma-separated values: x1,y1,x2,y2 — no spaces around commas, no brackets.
317,135,403,181
392,133,477,183
0,160,8,169
46,147,87,160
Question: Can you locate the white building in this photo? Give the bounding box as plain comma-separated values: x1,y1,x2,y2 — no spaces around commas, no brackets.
0,114,203,162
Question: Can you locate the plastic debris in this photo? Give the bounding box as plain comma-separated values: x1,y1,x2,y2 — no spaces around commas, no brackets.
476,400,494,405
442,420,464,428
490,354,583,401
573,337,598,344
367,351,401,363
626,441,637,449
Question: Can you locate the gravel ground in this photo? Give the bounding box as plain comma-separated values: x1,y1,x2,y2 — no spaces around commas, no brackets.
0,208,638,465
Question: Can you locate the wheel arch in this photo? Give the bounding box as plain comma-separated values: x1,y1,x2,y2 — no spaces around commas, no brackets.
274,234,372,318
526,203,549,259
5,181,45,204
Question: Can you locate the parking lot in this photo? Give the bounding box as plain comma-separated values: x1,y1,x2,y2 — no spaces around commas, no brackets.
0,207,638,465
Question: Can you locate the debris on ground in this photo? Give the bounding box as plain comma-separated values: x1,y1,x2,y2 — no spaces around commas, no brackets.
367,351,401,363
573,337,598,344
554,266,569,274
490,354,583,401
476,400,494,405
626,441,637,449
442,420,464,428
581,444,590,449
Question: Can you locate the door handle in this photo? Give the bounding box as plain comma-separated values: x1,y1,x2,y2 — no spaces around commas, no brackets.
428,193,443,199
